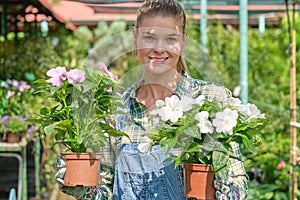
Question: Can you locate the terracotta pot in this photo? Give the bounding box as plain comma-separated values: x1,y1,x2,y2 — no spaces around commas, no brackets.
183,163,216,200
61,152,102,187
6,133,20,143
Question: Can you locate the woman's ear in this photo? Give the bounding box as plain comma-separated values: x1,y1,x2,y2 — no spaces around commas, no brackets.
182,32,188,50
132,25,137,49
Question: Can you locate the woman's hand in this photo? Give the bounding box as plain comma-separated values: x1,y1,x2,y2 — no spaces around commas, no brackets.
214,170,238,200
55,156,66,187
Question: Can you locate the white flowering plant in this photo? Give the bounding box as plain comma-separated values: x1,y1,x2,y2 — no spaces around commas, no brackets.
145,95,267,178
30,63,128,153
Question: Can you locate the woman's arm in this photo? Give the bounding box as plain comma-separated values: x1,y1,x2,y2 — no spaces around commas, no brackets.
229,142,249,199
214,142,248,200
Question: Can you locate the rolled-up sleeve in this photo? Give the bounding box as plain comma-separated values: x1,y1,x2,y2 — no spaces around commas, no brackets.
230,142,249,199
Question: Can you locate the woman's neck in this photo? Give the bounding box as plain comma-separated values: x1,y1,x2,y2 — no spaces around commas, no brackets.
136,72,182,109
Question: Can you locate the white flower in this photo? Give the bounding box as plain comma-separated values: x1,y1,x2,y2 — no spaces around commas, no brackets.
243,103,266,120
227,97,245,112
181,96,194,112
212,108,238,135
194,111,214,133
195,95,206,106
149,99,165,116
227,97,265,121
157,95,183,123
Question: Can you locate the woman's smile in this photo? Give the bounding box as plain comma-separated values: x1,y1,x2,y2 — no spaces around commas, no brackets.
149,56,169,64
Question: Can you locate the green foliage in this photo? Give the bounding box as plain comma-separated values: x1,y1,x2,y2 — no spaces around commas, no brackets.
246,132,292,199
0,25,92,81
83,20,134,75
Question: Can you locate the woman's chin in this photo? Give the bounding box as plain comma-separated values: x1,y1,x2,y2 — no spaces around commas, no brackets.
144,63,177,76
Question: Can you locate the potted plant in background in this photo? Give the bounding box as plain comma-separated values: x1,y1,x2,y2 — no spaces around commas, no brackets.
0,79,34,143
31,63,128,186
144,95,267,199
0,115,29,143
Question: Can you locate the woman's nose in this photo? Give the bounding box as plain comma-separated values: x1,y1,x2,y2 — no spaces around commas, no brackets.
153,40,166,52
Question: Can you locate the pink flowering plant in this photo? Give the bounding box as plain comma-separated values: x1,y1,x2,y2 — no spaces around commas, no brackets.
144,95,267,179
0,79,34,138
0,79,32,116
31,62,128,153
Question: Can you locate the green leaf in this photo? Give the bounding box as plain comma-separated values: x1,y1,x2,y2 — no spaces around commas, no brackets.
236,133,257,153
160,136,178,154
212,151,228,173
99,122,129,138
44,121,60,135
184,142,201,153
107,129,130,138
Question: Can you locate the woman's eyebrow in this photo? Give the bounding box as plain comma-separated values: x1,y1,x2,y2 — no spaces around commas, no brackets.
167,33,180,37
142,32,180,37
142,31,155,35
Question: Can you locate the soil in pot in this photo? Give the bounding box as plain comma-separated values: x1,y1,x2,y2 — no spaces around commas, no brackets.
183,163,216,200
61,152,102,187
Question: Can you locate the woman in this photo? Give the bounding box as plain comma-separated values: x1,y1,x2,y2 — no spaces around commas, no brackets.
56,0,248,199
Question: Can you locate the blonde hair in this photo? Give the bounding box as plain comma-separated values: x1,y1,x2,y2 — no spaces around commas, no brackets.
135,0,189,74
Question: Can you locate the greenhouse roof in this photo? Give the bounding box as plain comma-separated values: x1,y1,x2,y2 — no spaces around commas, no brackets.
0,0,299,34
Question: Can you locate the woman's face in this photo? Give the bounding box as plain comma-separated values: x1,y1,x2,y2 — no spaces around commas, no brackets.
134,16,186,75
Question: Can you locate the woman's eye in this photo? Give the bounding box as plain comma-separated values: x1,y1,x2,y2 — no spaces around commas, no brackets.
166,37,177,43
144,36,155,42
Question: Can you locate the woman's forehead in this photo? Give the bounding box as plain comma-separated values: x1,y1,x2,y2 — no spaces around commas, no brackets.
138,16,183,33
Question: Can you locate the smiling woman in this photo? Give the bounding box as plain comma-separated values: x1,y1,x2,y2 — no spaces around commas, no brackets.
54,0,250,199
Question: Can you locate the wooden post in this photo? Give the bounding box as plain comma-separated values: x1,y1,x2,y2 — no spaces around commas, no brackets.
286,0,298,199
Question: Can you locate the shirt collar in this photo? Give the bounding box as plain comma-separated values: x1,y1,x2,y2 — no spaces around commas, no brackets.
127,71,190,102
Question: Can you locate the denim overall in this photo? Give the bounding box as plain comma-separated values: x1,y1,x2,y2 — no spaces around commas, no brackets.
112,144,187,200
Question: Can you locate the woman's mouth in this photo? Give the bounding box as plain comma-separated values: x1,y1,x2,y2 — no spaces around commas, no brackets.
149,57,168,64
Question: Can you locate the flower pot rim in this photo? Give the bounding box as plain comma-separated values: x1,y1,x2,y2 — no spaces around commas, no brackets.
183,162,213,171
61,152,102,160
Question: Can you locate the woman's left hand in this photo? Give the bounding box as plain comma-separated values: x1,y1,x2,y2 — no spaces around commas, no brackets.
214,170,237,200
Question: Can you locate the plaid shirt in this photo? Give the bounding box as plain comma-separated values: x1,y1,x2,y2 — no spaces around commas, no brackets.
103,72,248,199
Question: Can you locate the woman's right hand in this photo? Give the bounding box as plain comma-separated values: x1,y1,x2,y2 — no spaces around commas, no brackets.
55,156,66,188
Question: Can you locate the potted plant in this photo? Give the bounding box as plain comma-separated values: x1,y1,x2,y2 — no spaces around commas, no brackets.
0,79,33,142
31,63,128,186
144,95,267,199
0,115,29,143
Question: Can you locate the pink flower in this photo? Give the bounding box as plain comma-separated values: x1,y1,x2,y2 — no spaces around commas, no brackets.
276,160,286,170
98,62,108,72
18,81,31,92
98,62,118,82
6,90,15,99
46,66,66,78
106,87,113,93
12,80,19,88
66,69,86,83
46,66,67,87
47,77,62,87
